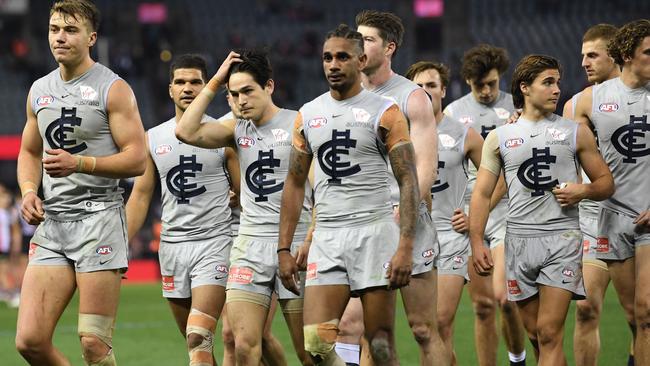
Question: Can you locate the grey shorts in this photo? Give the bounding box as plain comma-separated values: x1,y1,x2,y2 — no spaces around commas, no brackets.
159,235,232,298
466,201,506,255
29,207,128,273
412,202,438,275
505,230,585,302
580,214,608,270
226,234,305,300
437,230,469,280
596,208,650,261
306,218,399,292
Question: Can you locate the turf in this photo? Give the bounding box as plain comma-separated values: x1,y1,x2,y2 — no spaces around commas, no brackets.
0,283,632,365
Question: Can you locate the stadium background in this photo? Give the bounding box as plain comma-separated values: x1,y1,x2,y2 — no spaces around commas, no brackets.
0,0,647,364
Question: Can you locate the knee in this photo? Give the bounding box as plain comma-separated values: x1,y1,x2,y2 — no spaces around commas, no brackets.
409,320,433,346
338,314,364,338
80,335,110,363
635,297,650,332
368,329,394,363
186,332,206,350
233,333,259,355
78,314,114,364
15,333,48,359
304,321,339,362
537,325,562,347
499,300,517,316
222,326,235,349
473,296,496,321
576,300,600,324
437,314,454,340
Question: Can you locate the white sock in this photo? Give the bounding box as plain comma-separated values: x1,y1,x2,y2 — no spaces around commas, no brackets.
508,350,526,362
335,342,360,364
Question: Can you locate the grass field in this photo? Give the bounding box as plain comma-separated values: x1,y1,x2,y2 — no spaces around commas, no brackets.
0,282,632,365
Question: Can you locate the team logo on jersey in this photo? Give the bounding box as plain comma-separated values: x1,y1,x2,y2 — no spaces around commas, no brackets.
494,107,510,119
517,147,559,196
308,117,328,128
37,95,54,106
611,115,650,163
352,108,371,123
507,280,522,295
237,136,255,148
439,134,456,148
505,138,524,148
45,107,87,154
598,102,619,113
245,149,283,202
547,127,568,141
165,154,206,204
481,124,497,139
431,161,449,193
155,144,172,155
272,128,290,141
317,129,361,185
96,245,113,255
79,85,98,101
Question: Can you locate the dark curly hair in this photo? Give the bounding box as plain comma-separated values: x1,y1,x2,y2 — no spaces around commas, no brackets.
325,24,364,55
511,55,562,109
460,44,509,82
169,54,208,83
405,61,450,88
608,19,650,66
228,48,273,87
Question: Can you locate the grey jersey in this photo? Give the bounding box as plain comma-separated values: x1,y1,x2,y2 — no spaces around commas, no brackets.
445,91,515,201
591,78,650,217
235,109,311,237
148,115,231,242
300,90,394,228
367,74,421,205
218,111,240,235
30,63,123,220
495,115,580,235
571,91,600,218
431,116,470,231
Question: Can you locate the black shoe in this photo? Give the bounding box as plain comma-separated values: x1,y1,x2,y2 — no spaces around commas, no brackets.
628,354,634,366
510,360,526,366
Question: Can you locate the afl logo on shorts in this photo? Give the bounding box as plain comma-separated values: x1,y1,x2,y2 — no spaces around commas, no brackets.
155,144,172,155
237,136,255,148
37,95,54,106
421,249,434,258
96,245,113,255
562,268,575,278
598,102,619,113
215,265,228,279
309,117,328,128
505,138,524,148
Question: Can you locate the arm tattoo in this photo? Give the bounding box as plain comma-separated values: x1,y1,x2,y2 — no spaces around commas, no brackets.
389,142,419,238
288,147,312,180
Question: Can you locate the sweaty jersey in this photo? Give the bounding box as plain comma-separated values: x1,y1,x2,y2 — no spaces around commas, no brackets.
492,115,580,235
366,73,422,205
148,115,231,242
431,115,470,231
235,109,311,237
298,89,395,228
30,63,123,220
445,91,515,202
591,78,650,217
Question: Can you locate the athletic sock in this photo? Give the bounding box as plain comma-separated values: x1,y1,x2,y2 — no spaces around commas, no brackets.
335,342,360,365
628,354,634,366
509,350,526,366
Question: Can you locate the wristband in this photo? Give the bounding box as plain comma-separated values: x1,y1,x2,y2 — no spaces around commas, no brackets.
20,181,38,198
276,248,291,254
76,156,97,174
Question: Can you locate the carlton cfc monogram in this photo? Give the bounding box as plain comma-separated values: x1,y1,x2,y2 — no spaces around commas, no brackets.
45,107,87,154
517,147,559,196
245,149,284,202
317,129,361,185
165,154,206,204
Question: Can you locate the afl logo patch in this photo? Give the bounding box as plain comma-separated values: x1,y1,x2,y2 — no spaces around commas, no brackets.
96,245,113,255
421,249,435,258
37,95,54,106
505,138,525,148
598,103,619,113
155,144,172,155
237,136,255,148
309,117,328,128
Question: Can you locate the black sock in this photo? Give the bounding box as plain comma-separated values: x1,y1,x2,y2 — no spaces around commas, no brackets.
510,360,526,366
628,354,634,366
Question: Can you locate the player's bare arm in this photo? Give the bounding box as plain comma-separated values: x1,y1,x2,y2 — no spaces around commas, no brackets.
407,88,438,200
125,135,156,241
573,86,595,129
469,130,501,275
224,147,241,198
562,98,575,120
17,91,44,225
382,105,419,289
553,123,614,207
296,163,316,271
278,114,313,295
175,52,242,148
450,127,484,234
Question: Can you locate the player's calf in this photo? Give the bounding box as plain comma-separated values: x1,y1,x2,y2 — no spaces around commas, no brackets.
78,313,116,366
186,308,217,366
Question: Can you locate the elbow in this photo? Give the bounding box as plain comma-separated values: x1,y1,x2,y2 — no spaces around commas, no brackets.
605,178,615,199
131,153,147,176
174,126,191,144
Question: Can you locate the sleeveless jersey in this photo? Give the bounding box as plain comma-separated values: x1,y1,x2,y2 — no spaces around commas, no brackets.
430,115,470,231
30,63,123,220
495,115,580,235
571,91,600,218
148,115,231,242
300,89,394,228
445,91,515,202
367,74,421,205
591,78,650,217
217,111,240,236
235,109,311,237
